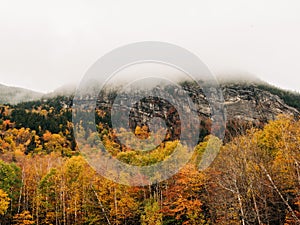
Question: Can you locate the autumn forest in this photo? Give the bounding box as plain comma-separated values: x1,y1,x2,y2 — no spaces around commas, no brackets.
0,90,300,225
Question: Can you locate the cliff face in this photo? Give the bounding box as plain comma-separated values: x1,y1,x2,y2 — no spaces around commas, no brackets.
222,83,299,122
94,81,300,142
220,83,300,140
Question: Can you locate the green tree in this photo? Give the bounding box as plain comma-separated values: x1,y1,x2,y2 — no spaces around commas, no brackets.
141,199,162,225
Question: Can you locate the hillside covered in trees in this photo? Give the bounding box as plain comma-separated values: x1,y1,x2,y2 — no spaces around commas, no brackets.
0,84,43,105
0,82,300,224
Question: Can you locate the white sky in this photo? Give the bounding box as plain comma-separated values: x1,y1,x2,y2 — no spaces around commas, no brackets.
0,0,300,93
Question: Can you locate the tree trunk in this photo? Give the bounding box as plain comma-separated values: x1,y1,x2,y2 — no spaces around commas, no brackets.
261,165,300,224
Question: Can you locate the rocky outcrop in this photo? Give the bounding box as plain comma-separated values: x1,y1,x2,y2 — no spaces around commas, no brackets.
222,83,299,123
93,81,300,142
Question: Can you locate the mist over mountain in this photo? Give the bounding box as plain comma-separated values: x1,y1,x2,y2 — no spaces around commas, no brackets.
0,83,43,104
45,83,77,98
0,83,77,105
1,75,300,122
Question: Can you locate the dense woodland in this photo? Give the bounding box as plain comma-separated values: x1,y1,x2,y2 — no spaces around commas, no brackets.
0,95,300,224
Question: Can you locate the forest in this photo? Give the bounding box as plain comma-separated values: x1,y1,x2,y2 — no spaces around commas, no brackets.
0,95,300,224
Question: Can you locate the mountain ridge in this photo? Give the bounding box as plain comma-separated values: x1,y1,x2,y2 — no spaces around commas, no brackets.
0,83,43,105
1,80,300,125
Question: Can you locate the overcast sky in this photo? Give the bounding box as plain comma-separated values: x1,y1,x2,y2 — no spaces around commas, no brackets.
0,0,300,93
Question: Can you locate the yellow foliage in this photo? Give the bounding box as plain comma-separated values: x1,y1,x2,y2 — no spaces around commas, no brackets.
0,189,10,216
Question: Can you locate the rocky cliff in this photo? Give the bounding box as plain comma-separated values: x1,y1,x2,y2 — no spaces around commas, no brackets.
92,81,300,142
222,82,299,122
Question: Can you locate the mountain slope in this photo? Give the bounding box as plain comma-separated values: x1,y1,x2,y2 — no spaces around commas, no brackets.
221,82,299,122
2,80,300,135
0,84,43,104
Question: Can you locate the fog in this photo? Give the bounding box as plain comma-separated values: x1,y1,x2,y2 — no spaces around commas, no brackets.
0,0,300,93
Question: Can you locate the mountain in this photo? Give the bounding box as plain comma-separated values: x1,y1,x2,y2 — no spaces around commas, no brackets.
45,83,77,98
0,78,299,156
92,80,300,141
221,81,300,121
0,83,43,105
2,79,300,139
